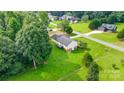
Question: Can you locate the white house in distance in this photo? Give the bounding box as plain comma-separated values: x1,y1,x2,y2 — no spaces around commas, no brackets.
60,15,78,24
48,13,58,21
51,34,78,51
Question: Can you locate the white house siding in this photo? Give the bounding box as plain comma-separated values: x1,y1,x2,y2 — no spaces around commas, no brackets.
66,41,78,50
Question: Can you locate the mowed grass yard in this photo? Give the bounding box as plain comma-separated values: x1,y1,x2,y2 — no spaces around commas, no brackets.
49,20,62,28
8,42,88,81
91,32,124,47
91,23,124,47
70,21,91,33
8,37,124,81
49,20,91,34
75,38,124,81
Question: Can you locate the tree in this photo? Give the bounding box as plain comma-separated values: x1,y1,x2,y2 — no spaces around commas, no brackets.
72,11,84,18
81,15,89,22
108,14,118,24
0,12,25,40
82,51,93,67
120,14,124,22
87,62,99,81
64,26,73,34
89,19,101,30
59,20,73,34
15,12,52,69
50,11,65,17
117,29,124,40
7,17,21,40
0,35,23,80
78,41,87,50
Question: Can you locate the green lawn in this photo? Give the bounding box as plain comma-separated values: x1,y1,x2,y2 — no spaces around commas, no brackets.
52,20,62,24
8,21,124,81
49,20,91,34
75,37,124,81
8,37,124,81
49,20,62,28
70,21,91,33
8,43,88,81
91,32,118,43
91,32,124,47
115,23,124,32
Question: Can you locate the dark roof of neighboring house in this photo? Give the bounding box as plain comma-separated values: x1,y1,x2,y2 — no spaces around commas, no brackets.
99,23,117,31
51,35,72,46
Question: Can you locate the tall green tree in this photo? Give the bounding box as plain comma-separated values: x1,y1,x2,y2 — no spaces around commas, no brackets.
82,51,93,67
0,35,23,80
89,19,101,30
59,20,73,34
8,17,21,40
87,62,99,81
81,15,89,22
117,29,124,40
108,14,118,24
0,12,25,40
15,12,52,69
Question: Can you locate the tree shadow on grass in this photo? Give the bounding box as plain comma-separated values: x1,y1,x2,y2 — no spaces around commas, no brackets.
72,48,91,54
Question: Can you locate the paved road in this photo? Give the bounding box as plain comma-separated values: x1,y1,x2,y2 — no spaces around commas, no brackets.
84,30,103,36
73,31,124,52
50,22,124,52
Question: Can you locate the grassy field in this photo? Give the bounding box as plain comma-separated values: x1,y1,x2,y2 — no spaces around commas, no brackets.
8,42,88,81
8,36,124,81
8,21,124,81
91,32,124,47
90,23,124,47
70,21,91,33
49,20,91,34
116,23,124,32
49,20,62,28
75,38,124,81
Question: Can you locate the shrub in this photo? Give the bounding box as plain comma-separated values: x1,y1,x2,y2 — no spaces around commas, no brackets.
83,51,93,67
87,62,99,81
117,29,124,39
89,19,101,30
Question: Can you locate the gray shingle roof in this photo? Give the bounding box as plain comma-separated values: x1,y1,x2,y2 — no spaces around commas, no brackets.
51,35,72,46
100,23,117,31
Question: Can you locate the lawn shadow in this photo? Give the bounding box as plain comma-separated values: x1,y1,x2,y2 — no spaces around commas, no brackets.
36,45,81,81
72,48,91,53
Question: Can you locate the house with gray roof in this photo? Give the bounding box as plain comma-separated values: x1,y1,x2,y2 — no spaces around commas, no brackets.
98,23,117,32
60,15,78,23
51,34,78,51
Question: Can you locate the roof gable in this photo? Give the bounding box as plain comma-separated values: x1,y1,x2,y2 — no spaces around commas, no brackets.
51,35,73,46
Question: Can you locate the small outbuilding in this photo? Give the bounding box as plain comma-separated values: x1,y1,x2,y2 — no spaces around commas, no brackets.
98,23,117,32
51,34,78,51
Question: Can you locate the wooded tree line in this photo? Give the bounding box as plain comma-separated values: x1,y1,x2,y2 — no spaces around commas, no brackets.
50,11,124,22
0,12,52,80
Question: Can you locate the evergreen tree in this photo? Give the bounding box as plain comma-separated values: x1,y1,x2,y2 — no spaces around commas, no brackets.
117,29,124,40
89,19,101,30
0,35,23,80
87,62,99,81
15,12,52,69
83,51,93,67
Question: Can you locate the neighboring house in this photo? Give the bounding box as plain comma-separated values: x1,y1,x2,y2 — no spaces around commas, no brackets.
51,34,78,51
60,15,78,23
98,23,117,32
48,13,58,21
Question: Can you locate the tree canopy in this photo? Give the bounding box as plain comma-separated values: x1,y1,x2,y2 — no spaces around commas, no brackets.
0,35,23,80
89,19,101,30
117,29,124,40
15,12,52,69
87,62,99,81
59,20,73,34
